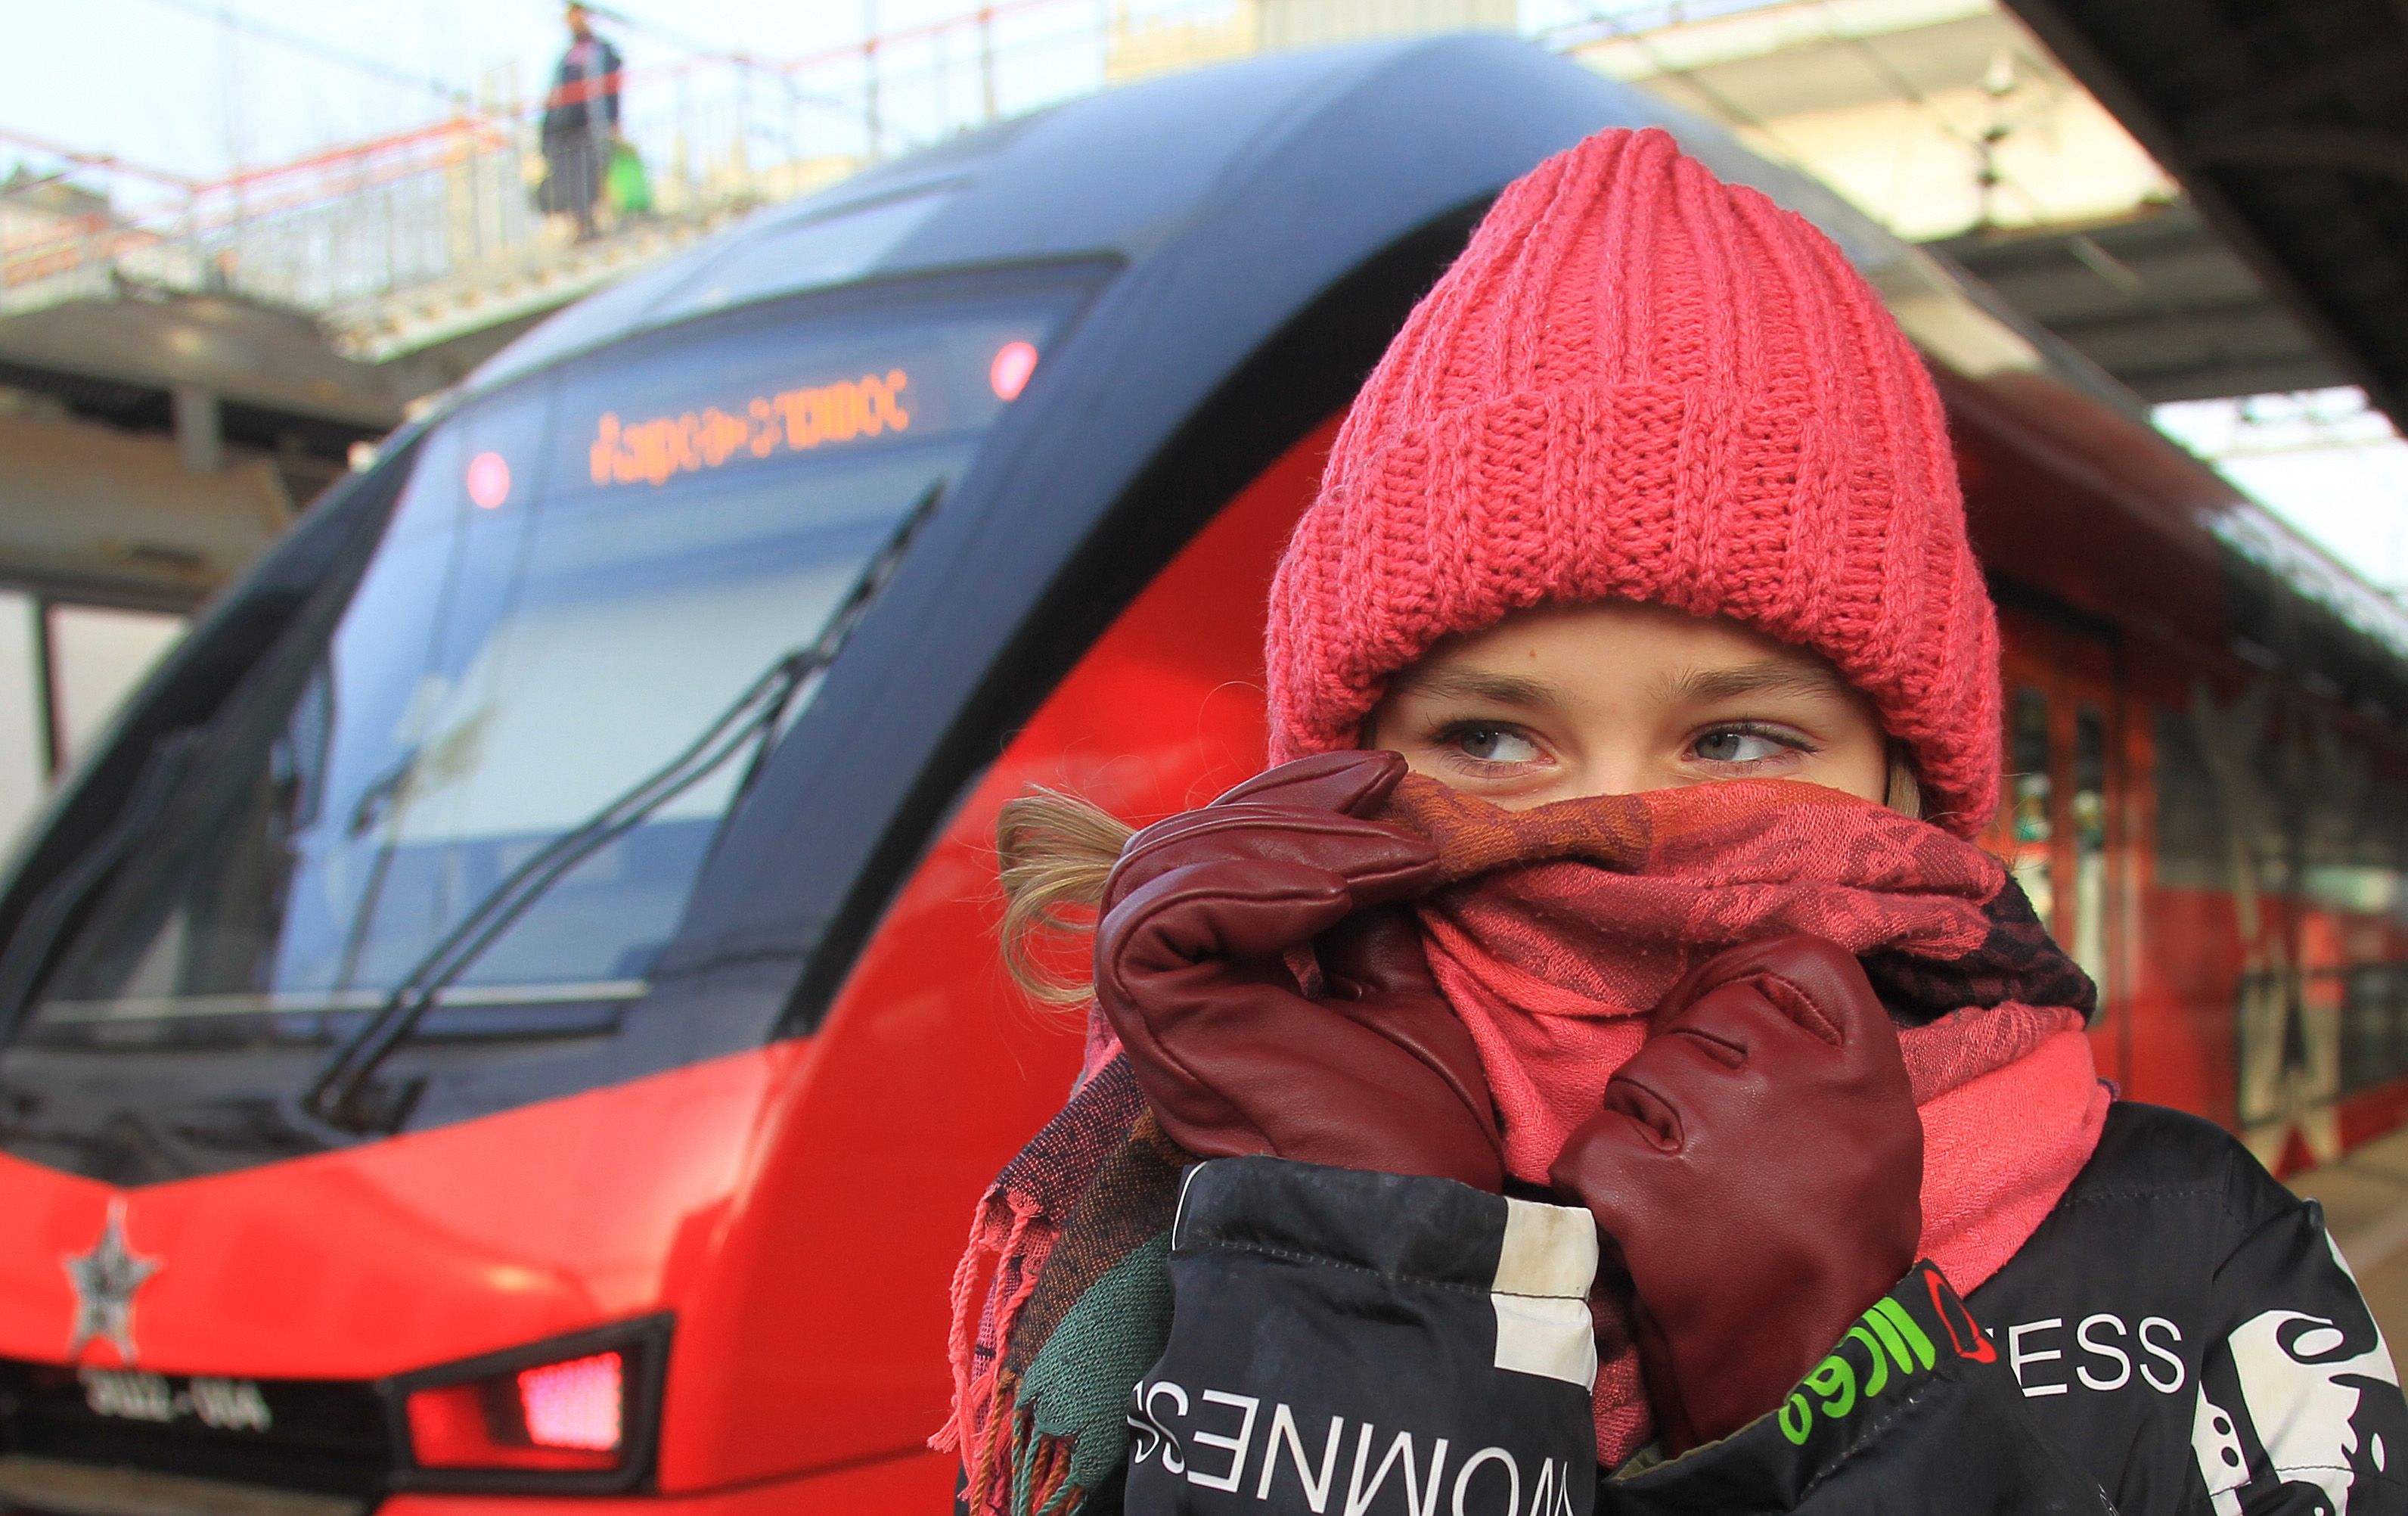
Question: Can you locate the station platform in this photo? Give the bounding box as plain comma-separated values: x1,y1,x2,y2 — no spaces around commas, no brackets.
2289,1127,2408,1346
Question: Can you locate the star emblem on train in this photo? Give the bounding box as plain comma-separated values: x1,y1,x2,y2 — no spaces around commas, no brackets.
63,1199,160,1363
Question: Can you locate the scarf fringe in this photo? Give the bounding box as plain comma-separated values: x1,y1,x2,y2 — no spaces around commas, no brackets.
972,1369,1022,1516
978,1370,1083,1516
935,1184,1048,1462
1017,1417,1081,1516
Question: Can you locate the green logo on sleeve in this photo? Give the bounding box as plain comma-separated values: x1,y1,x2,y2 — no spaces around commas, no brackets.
1778,1297,1938,1445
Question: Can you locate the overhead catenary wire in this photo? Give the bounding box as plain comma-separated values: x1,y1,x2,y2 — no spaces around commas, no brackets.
131,0,476,108
564,2,862,123
574,1,757,68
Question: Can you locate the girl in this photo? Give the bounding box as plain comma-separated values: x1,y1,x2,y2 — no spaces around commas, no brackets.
944,127,2408,1515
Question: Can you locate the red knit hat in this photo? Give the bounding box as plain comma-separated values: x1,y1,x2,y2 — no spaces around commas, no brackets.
1264,127,2001,834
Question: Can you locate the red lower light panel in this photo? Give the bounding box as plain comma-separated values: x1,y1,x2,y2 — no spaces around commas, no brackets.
406,1350,625,1471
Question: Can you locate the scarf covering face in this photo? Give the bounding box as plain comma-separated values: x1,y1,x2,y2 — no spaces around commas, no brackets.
941,777,2112,1515
1389,775,2111,1463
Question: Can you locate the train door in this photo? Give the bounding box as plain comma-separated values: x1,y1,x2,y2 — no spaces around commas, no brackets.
1991,607,2130,1088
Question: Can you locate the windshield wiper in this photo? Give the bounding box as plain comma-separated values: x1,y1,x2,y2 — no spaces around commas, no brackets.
299,482,944,1133
0,728,206,1048
298,652,808,1129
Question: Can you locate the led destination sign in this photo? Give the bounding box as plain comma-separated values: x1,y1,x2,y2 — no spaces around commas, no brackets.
588,368,914,489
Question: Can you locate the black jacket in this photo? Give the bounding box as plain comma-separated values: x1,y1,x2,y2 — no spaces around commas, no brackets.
541,35,622,139
1114,1102,2408,1514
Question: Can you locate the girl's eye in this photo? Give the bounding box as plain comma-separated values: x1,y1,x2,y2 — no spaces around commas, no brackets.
1445,724,1542,765
1693,727,1801,764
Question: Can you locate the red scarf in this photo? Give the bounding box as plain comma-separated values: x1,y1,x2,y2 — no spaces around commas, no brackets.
1376,775,2112,1465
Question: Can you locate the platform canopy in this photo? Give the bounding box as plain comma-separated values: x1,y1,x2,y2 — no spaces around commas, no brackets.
2002,0,2408,426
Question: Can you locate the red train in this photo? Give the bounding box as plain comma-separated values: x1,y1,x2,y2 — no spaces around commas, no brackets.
0,31,2397,1516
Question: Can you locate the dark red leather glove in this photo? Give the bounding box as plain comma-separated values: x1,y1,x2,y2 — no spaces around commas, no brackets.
1095,750,1505,1191
1548,936,1922,1454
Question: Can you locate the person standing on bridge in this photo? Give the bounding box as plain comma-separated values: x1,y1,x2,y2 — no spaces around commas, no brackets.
945,126,2408,1514
538,2,622,243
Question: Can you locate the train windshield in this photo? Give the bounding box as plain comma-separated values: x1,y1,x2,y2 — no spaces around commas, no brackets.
0,274,1087,1176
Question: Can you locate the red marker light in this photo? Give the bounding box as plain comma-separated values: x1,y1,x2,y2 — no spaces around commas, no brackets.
404,1384,495,1467
990,340,1038,402
519,1352,623,1452
466,451,511,510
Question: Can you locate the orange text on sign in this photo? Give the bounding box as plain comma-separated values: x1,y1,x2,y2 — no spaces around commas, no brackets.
589,370,911,487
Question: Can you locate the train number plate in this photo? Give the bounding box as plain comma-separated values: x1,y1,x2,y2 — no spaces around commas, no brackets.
79,1368,275,1432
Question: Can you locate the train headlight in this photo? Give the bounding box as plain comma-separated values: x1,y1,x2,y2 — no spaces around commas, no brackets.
517,1350,624,1451
387,1316,667,1491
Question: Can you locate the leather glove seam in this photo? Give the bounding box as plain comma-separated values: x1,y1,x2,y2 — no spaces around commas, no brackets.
1107,869,1345,952
1699,967,1842,1046
1106,810,1432,905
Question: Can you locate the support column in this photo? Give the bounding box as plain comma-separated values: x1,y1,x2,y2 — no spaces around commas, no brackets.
171,385,224,475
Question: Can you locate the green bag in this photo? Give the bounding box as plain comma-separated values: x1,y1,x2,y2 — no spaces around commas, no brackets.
605,141,653,216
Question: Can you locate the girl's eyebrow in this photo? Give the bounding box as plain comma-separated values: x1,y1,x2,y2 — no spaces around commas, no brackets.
1662,660,1851,704
1389,668,1559,707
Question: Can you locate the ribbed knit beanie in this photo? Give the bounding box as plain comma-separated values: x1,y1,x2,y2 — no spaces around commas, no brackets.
1264,127,2001,834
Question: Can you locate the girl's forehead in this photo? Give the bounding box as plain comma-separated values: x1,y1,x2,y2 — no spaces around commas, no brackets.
1402,601,1846,693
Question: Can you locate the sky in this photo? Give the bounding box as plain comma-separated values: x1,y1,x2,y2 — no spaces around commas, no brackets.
4,0,1647,185
8,0,2408,599
2155,391,2408,601
10,0,838,176
4,0,978,183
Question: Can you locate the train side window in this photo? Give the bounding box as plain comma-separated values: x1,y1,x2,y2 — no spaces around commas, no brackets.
2071,704,2109,1000
2151,705,2223,888
2390,960,2408,1091
0,592,42,847
2343,962,2403,1095
48,604,188,769
2009,685,2055,927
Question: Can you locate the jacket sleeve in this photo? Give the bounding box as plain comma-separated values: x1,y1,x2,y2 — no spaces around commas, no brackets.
1122,1157,1603,1516
1119,1157,2121,1516
1602,1263,2112,1514
2189,1177,2408,1515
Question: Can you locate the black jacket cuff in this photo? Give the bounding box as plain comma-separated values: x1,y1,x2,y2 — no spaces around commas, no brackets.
1126,1157,1601,1514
